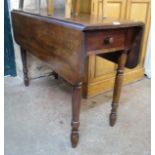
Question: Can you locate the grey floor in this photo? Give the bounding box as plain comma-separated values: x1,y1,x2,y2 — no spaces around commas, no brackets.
5,76,151,155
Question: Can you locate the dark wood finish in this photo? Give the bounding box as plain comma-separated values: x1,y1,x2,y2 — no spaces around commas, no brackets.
86,29,125,52
126,27,144,68
110,50,128,126
71,82,82,147
11,11,86,85
11,10,144,147
20,47,29,86
87,27,143,69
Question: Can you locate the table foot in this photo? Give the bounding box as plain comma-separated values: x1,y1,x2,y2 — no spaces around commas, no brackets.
20,47,29,87
71,82,82,148
110,103,117,126
71,124,79,148
71,121,80,148
24,78,29,87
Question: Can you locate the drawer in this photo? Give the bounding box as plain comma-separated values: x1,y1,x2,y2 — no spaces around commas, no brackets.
86,29,125,53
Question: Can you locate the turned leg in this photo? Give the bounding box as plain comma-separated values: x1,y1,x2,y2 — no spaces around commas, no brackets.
20,47,29,86
71,82,82,148
110,50,128,126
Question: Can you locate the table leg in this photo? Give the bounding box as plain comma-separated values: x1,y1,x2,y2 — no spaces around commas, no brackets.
110,50,128,126
71,82,82,148
20,47,29,86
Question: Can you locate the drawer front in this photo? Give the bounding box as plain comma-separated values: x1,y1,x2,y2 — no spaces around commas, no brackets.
86,29,125,52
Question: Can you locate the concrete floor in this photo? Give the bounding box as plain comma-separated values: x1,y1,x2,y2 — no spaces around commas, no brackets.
5,76,151,155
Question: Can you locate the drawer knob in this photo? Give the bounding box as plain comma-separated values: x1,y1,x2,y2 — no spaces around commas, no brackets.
103,37,114,45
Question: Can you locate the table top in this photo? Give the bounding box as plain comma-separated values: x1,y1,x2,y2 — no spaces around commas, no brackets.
11,9,144,84
13,9,144,30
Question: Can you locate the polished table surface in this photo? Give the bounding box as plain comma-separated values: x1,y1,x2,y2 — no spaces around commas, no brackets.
16,9,143,28
11,9,144,148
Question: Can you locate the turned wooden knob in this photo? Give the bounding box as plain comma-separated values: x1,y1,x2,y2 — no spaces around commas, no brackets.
104,37,114,45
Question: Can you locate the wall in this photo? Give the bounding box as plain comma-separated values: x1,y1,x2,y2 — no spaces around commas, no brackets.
10,0,65,79
144,30,151,78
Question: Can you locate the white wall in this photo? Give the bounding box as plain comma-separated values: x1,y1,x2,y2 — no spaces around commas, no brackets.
144,30,151,78
10,0,65,79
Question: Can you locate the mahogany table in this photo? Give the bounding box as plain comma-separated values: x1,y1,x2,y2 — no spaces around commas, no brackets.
11,10,144,148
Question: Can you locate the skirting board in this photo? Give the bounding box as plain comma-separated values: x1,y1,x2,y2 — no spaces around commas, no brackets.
84,67,145,98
